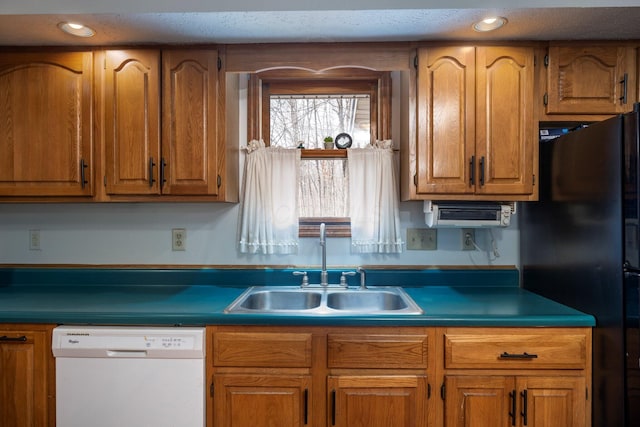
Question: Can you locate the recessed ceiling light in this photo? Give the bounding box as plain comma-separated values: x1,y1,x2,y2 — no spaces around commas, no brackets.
473,16,507,32
58,22,95,38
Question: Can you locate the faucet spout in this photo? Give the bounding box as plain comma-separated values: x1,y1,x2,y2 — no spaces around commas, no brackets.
319,223,328,286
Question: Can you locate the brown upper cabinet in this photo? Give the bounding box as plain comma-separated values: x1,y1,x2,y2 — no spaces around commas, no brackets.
406,46,536,201
104,49,232,200
0,52,94,197
544,44,637,116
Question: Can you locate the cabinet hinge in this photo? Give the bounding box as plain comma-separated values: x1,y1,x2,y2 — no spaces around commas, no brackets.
103,175,107,187
532,174,536,186
544,54,549,67
543,93,548,106
413,173,418,187
217,57,222,71
427,383,431,399
440,383,445,400
413,55,418,69
217,174,222,188
210,382,214,397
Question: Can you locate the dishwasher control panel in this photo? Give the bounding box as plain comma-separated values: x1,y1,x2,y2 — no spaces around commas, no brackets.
52,326,205,358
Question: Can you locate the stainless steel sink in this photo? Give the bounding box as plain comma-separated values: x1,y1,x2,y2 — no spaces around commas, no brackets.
326,290,411,312
232,289,322,311
224,286,423,315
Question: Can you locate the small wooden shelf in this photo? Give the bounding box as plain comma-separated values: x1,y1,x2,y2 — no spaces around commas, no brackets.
301,148,347,159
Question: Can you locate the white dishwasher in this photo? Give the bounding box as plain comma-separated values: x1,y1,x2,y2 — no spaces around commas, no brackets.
52,325,205,427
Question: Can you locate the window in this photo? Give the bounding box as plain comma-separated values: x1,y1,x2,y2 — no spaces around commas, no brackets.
247,69,392,236
268,88,372,150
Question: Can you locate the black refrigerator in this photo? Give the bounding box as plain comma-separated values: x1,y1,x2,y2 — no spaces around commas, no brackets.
520,105,640,427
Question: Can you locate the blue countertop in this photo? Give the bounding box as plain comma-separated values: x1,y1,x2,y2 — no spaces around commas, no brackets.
0,268,595,327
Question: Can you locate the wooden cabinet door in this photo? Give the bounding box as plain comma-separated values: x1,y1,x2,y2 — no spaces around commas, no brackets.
328,375,427,427
162,50,220,195
445,376,586,427
517,377,586,427
104,49,161,195
416,46,475,196
414,46,535,199
546,45,636,114
213,374,311,427
0,328,51,427
444,376,514,427
475,46,535,197
0,52,93,196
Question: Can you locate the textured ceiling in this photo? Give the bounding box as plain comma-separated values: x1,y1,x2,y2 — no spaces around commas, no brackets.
0,4,640,45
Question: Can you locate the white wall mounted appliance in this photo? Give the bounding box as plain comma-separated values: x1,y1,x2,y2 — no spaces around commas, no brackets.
423,201,515,227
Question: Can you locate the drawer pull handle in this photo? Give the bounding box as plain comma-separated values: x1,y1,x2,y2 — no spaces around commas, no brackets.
0,335,27,342
499,352,538,359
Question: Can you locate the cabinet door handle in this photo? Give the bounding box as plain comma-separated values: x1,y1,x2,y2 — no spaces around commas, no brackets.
469,155,475,186
148,157,156,188
509,390,516,426
80,159,89,189
521,389,528,426
0,335,28,342
303,388,308,425
331,389,336,426
499,352,538,359
479,156,485,186
620,73,628,104
160,157,167,189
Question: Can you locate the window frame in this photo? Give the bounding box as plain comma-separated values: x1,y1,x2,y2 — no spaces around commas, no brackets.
247,68,392,237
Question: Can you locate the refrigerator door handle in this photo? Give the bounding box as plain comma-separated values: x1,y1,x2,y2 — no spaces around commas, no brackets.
623,261,640,276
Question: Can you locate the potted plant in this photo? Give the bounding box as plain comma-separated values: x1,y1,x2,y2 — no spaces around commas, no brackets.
323,136,334,149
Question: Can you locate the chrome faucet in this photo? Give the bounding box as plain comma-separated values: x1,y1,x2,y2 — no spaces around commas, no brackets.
319,222,328,286
357,267,367,290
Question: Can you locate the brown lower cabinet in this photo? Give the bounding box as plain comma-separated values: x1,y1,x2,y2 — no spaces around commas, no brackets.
441,327,591,427
207,326,591,427
213,373,312,427
0,324,55,427
444,375,585,427
0,323,591,427
328,375,428,427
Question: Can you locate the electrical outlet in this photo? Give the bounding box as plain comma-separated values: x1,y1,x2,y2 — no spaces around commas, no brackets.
172,228,186,251
462,228,475,251
406,228,437,250
29,229,41,250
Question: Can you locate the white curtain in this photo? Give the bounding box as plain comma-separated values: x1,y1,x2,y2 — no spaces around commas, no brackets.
238,140,301,254
347,141,404,253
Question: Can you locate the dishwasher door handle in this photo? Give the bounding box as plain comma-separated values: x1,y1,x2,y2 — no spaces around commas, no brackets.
107,350,148,358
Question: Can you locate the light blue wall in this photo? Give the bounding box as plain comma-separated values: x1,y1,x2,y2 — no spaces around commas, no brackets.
0,201,519,267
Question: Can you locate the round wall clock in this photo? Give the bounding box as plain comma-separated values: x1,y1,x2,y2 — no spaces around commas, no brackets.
335,133,353,149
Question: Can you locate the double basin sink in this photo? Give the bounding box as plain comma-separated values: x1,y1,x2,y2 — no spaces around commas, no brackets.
224,286,423,315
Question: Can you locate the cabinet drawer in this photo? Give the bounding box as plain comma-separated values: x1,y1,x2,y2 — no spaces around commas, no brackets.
213,332,312,367
444,328,588,369
328,334,428,369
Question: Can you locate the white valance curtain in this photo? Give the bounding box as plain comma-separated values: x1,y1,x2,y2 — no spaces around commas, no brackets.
238,139,403,255
347,141,404,253
238,140,301,254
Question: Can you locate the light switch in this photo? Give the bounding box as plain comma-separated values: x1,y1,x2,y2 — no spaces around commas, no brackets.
406,228,437,250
